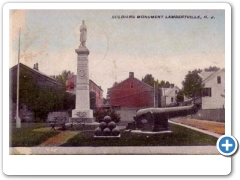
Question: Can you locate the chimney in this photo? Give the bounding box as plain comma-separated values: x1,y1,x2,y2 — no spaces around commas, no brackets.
33,63,39,71
129,72,134,78
170,84,174,88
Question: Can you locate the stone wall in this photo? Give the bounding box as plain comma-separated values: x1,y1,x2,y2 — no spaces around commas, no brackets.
47,111,70,123
115,108,139,122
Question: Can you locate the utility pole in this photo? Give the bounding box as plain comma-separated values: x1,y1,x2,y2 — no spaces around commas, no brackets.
16,28,21,128
153,82,155,107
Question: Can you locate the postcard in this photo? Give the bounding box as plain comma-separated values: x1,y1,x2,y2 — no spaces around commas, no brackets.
3,2,233,175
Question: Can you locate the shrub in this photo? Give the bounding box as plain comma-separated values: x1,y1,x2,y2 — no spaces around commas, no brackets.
109,110,121,123
94,109,108,122
94,109,121,123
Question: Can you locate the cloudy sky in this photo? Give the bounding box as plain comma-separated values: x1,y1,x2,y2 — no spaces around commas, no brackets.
10,9,225,97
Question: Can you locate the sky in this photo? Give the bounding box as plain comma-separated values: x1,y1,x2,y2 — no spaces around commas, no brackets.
9,9,225,97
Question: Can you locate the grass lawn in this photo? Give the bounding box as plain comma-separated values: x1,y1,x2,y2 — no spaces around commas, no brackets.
10,123,59,147
61,123,218,147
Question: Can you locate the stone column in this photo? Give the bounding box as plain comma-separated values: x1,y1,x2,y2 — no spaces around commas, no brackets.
72,46,93,122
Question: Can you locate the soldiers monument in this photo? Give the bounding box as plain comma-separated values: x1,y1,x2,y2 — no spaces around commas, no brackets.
72,20,93,122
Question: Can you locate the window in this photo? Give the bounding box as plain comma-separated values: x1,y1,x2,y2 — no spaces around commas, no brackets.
130,83,133,88
217,76,221,84
202,88,212,97
171,97,174,102
175,90,178,94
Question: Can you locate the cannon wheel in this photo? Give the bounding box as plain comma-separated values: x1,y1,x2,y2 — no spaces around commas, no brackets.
140,112,154,131
146,112,154,123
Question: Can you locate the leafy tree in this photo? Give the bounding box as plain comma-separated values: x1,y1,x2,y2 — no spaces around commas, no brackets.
191,69,202,74
176,89,184,103
63,93,75,110
182,71,203,101
142,74,155,87
159,80,166,87
204,66,220,72
53,70,74,90
94,109,121,123
11,68,67,121
32,87,65,120
90,91,96,109
163,81,171,88
142,74,174,88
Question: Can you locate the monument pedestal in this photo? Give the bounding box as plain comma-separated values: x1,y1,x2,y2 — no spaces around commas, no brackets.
71,109,94,123
72,46,94,123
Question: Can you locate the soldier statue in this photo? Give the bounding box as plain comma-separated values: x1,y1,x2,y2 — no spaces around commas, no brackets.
80,20,87,47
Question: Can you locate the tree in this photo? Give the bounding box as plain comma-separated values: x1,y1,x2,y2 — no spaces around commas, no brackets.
176,89,184,103
90,91,96,109
163,81,170,88
191,69,202,74
142,74,155,87
142,74,174,88
159,80,166,87
182,71,203,101
53,70,74,90
11,68,67,121
32,87,65,120
204,66,220,72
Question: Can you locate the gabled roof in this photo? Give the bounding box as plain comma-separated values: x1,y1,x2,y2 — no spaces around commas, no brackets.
199,71,215,81
10,63,62,86
66,75,103,91
89,79,103,91
159,86,180,96
109,76,153,91
165,86,180,96
200,68,225,84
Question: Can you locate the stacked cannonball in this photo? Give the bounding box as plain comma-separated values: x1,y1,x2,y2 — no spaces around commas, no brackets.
94,116,120,137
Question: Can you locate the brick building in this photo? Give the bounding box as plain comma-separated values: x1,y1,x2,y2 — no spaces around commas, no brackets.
66,74,103,108
109,72,154,109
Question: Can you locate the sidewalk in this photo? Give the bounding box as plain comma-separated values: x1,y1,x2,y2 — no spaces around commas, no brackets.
10,146,219,155
169,120,221,138
169,117,224,138
39,131,79,146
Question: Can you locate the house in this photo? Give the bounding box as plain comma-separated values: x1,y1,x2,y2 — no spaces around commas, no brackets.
200,69,225,109
66,74,103,108
108,72,155,121
159,85,180,107
109,72,154,109
192,68,225,122
10,63,64,122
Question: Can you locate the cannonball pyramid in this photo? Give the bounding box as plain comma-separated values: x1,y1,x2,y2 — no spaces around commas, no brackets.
94,116,120,137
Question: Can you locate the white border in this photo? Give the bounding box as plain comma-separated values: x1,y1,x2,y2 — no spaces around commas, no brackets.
3,3,231,175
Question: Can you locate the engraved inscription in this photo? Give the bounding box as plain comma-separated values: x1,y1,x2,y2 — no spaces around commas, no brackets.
78,64,87,69
76,85,88,90
78,60,88,66
78,56,87,61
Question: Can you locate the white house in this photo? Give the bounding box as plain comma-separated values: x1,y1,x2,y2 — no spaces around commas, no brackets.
160,85,180,107
200,69,225,109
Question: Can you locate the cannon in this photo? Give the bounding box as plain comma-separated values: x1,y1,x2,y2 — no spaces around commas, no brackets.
126,105,198,132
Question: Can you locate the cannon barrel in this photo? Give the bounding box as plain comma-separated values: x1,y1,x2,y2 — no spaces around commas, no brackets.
136,105,196,119
127,105,197,132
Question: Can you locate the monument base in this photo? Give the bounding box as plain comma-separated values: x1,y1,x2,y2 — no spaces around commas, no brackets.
71,109,93,123
70,117,95,124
